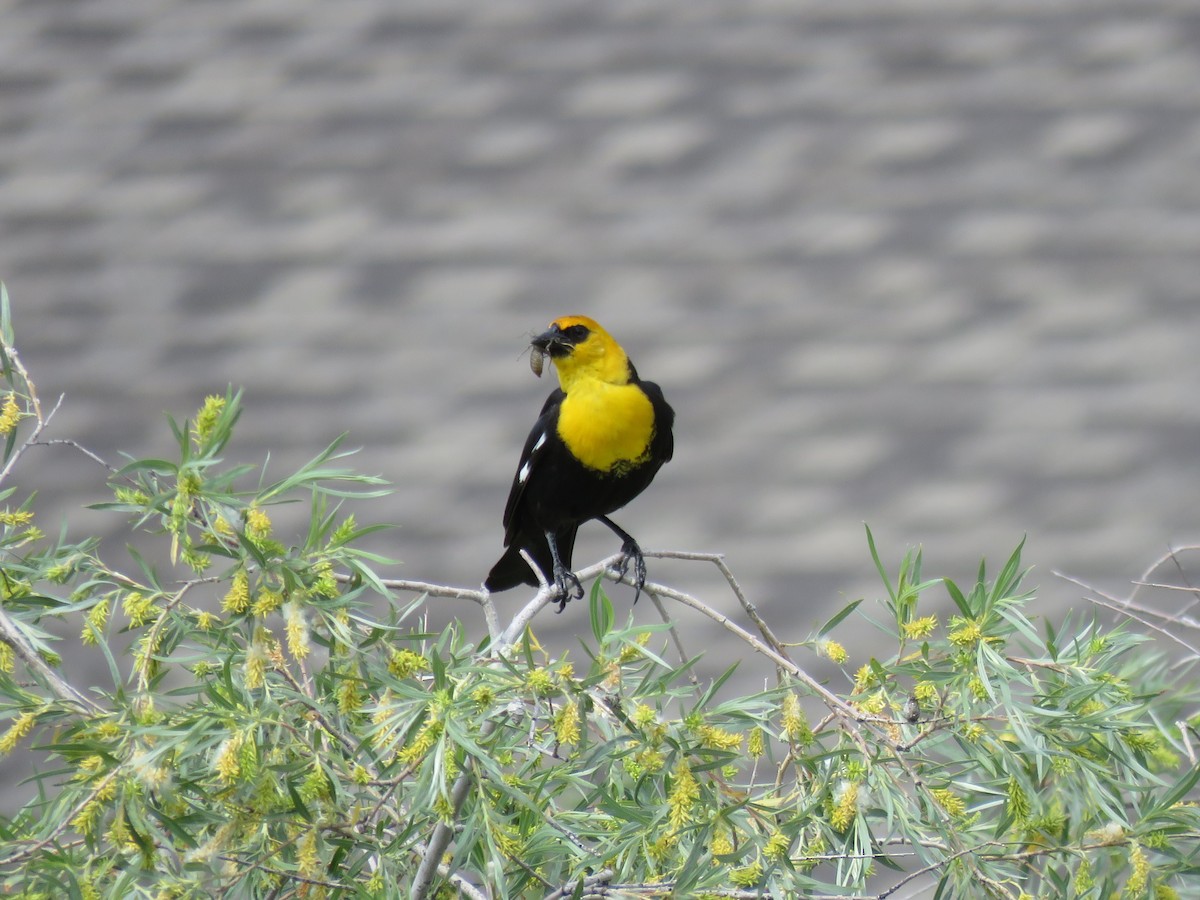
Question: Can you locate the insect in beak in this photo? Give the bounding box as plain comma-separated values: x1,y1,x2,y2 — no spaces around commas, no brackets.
529,345,546,377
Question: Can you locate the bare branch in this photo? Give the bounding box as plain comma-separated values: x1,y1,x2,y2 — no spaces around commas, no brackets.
631,574,871,734
31,438,118,472
0,393,64,489
1055,570,1200,657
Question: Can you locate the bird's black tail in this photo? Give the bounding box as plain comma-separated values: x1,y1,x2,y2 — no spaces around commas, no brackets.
484,526,578,593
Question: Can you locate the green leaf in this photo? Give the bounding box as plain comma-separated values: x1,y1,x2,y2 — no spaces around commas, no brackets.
865,524,895,603
0,282,12,347
991,535,1028,602
115,457,178,478
944,577,972,618
589,579,613,643
1151,759,1200,816
817,599,862,638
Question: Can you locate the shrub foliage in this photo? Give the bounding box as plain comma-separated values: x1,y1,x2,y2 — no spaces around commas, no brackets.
0,289,1196,899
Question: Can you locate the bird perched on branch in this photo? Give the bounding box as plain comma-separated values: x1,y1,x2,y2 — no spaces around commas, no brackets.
484,315,674,610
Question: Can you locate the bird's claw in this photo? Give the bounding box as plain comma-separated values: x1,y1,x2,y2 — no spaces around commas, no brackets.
551,566,584,612
612,540,648,603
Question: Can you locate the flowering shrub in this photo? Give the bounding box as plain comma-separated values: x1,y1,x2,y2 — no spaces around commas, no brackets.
0,287,1196,899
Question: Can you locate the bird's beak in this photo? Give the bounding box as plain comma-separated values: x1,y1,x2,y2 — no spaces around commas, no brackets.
531,326,570,358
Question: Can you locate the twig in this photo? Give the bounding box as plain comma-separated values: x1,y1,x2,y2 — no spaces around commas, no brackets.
336,570,504,643
31,438,117,472
1130,544,1200,602
411,714,505,900
0,603,101,714
137,576,220,690
275,665,374,774
0,327,43,422
1090,593,1200,657
217,854,344,892
1055,571,1200,657
0,769,118,868
413,552,655,900
713,553,794,665
411,570,570,899
439,864,489,900
337,573,486,605
1132,580,1200,594
650,591,698,686
641,550,794,664
635,576,864,726
0,393,63,488
543,870,614,900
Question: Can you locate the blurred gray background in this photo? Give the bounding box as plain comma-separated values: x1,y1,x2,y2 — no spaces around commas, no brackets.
1,0,1199,775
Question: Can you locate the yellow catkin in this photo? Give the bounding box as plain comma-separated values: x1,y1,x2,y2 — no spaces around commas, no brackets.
251,588,283,617
902,615,939,640
782,693,812,745
122,591,156,627
0,508,33,527
667,759,700,831
0,393,21,434
213,733,243,783
192,395,226,447
698,724,743,751
1126,842,1150,896
246,507,272,540
82,598,110,645
914,681,938,703
747,727,765,758
222,569,250,614
388,648,428,679
710,828,734,857
764,831,791,861
283,602,310,660
820,640,848,664
853,663,879,693
397,719,443,766
525,667,555,695
831,782,859,833
948,617,983,647
931,788,966,818
244,641,269,689
1006,777,1030,824
297,827,321,878
554,700,581,745
730,859,763,888
0,711,37,754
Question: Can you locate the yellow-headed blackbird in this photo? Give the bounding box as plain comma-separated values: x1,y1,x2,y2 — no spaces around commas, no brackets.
484,315,674,608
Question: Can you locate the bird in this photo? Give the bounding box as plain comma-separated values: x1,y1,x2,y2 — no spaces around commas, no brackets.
484,315,674,610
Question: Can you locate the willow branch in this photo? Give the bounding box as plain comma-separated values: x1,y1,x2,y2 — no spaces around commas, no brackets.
0,604,100,714
1055,571,1200,657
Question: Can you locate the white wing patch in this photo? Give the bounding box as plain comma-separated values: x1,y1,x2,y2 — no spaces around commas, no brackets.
518,431,548,484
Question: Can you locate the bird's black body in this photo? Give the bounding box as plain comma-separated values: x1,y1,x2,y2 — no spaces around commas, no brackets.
484,316,674,605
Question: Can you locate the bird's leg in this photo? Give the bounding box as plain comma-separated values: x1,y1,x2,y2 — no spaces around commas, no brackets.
596,516,647,603
545,531,583,612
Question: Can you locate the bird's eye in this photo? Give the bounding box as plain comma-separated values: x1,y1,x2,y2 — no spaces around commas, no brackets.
563,325,589,342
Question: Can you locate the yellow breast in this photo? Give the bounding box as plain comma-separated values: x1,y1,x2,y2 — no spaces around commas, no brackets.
557,381,655,473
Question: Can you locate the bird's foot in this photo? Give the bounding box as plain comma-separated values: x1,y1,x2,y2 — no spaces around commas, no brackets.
551,565,584,612
612,539,648,603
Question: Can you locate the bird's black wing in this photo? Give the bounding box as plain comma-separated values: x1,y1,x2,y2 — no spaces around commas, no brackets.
638,379,675,464
501,388,564,545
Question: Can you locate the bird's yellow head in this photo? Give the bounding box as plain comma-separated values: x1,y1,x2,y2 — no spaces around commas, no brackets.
530,315,632,391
